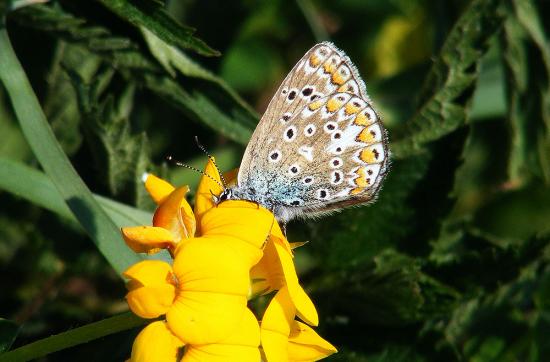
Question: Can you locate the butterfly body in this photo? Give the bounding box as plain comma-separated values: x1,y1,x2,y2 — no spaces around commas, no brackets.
221,42,389,223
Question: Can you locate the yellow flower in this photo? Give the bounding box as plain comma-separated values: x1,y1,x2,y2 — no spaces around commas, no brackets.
130,321,184,362
182,308,260,361
125,200,273,345
122,159,334,361
122,174,195,255
261,287,337,362
130,312,260,362
251,230,318,326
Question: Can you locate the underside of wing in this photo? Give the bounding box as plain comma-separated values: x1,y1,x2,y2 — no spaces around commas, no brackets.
238,42,371,183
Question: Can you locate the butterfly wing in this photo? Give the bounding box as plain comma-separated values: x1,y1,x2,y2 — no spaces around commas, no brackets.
236,42,389,220
239,42,367,179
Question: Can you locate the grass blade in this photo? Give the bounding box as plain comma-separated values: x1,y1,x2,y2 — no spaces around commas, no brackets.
0,27,141,275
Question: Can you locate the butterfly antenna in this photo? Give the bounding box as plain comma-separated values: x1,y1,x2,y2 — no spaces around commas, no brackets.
194,136,228,188
166,155,225,190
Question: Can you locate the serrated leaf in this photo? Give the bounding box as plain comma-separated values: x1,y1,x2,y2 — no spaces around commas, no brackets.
12,3,256,144
392,0,505,158
97,0,219,57
69,70,152,205
140,26,258,128
312,250,459,327
44,43,103,155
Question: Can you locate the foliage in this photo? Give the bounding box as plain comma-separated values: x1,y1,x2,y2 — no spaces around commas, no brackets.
0,0,549,360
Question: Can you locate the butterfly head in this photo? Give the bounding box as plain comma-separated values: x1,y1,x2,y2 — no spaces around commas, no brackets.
212,188,234,204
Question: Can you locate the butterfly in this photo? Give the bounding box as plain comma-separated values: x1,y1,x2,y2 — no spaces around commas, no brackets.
217,42,389,223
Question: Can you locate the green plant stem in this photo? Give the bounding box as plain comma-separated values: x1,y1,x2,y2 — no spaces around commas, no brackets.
0,313,146,362
296,0,329,42
0,26,141,275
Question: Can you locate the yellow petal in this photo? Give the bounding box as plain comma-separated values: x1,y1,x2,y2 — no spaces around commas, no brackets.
262,287,295,334
182,309,260,362
130,321,184,362
124,260,175,288
288,321,337,361
144,173,175,205
200,200,275,251
124,261,176,318
270,222,293,255
250,239,285,296
166,292,247,345
261,287,295,362
173,238,254,296
194,159,224,233
260,330,288,362
121,226,176,254
126,285,176,319
273,241,319,326
153,186,196,241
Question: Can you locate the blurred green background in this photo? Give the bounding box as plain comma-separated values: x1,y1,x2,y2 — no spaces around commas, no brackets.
1,0,550,360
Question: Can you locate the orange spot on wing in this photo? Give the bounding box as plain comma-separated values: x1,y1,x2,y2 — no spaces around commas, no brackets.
345,103,361,115
356,128,376,143
309,54,320,67
353,167,371,188
308,100,324,111
323,61,337,74
353,111,373,126
331,72,346,85
326,98,343,112
359,148,377,164
351,187,365,195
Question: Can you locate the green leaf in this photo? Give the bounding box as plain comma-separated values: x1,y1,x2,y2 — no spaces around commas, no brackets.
0,157,152,228
141,27,256,115
0,312,145,361
0,28,141,275
68,68,152,205
0,89,31,161
501,0,550,184
0,319,19,354
97,0,219,57
141,73,255,144
312,250,459,327
12,3,257,145
43,43,103,156
392,0,506,158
